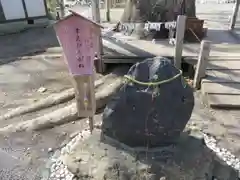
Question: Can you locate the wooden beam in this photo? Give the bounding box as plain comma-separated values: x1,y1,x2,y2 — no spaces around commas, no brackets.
91,0,100,22
91,0,106,73
229,0,240,30
105,0,111,22
56,0,65,18
193,40,211,89
174,15,186,69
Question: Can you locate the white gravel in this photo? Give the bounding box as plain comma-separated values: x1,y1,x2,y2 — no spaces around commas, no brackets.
196,0,236,3
203,133,240,171
45,127,240,180
47,129,92,180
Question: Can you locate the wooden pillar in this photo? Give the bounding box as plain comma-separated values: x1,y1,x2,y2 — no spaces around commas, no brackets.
92,0,106,73
174,15,187,69
229,0,240,30
56,0,65,18
106,0,111,22
72,75,96,133
91,0,100,22
193,40,211,89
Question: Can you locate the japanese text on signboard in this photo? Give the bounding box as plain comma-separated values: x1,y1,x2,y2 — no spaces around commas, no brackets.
75,27,94,71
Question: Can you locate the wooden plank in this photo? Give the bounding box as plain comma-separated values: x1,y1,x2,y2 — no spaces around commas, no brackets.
207,94,240,108
71,75,96,117
103,57,146,64
71,75,96,132
202,70,238,83
203,69,240,83
229,70,240,82
207,60,240,70
102,38,138,57
184,56,240,65
105,0,110,21
202,82,240,95
206,70,232,81
91,0,100,22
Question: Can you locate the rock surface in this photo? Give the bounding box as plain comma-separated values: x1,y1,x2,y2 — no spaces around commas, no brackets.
102,57,194,147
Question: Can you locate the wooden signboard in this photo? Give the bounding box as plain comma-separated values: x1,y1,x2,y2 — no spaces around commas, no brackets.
53,10,103,132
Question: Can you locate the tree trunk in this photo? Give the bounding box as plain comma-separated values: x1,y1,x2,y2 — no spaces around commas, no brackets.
118,0,196,39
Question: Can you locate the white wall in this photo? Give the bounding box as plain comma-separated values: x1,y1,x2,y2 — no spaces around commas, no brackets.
24,0,46,17
0,0,46,21
0,0,26,20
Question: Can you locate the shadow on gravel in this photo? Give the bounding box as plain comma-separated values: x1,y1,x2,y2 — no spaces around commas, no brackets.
0,27,59,65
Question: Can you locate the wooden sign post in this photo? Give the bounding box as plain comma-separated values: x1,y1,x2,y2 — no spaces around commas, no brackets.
53,10,103,133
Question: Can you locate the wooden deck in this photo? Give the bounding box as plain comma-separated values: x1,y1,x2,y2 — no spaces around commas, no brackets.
102,29,240,109
102,29,240,64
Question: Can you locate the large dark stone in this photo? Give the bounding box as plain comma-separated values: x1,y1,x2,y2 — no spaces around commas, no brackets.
101,57,194,147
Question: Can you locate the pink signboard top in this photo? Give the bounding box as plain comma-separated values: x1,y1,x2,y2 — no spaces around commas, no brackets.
54,11,102,76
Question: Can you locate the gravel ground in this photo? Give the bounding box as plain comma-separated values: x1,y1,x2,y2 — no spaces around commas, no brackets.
0,114,103,180
42,93,240,180
45,126,240,180
0,2,240,179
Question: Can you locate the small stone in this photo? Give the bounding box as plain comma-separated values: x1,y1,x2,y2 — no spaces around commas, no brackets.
66,174,73,180
62,132,67,136
60,169,65,175
226,160,233,166
72,121,75,124
56,160,62,166
60,164,65,169
70,131,79,138
234,163,240,170
215,147,220,153
51,163,57,172
52,150,61,160
38,87,47,93
65,145,71,153
48,148,53,153
61,148,67,155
